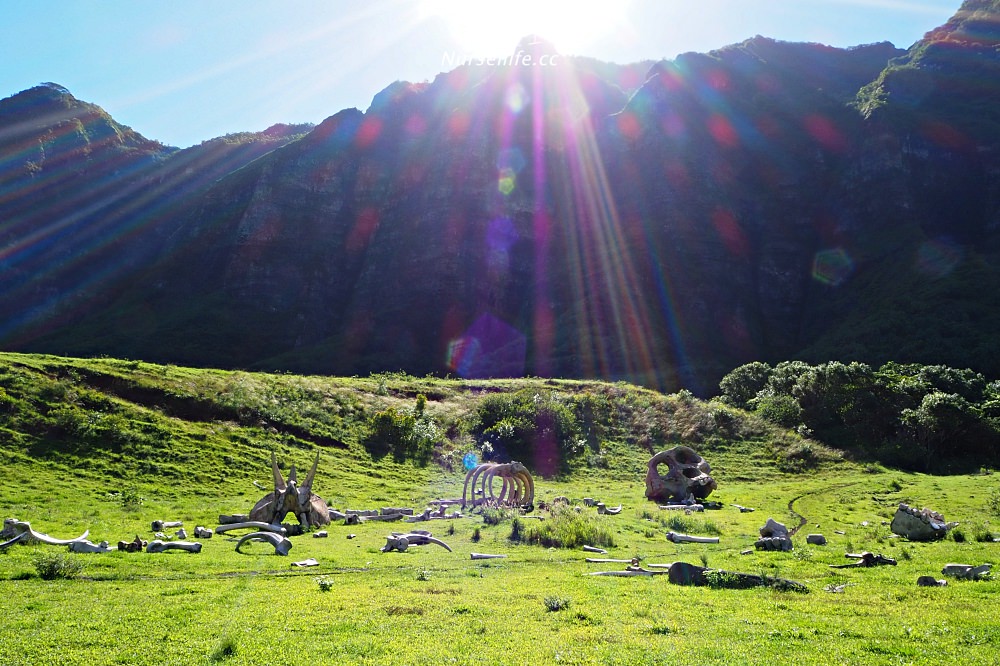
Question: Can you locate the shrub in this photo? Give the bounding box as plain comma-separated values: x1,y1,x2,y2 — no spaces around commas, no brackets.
315,576,334,592
544,596,571,612
509,518,523,542
106,485,144,509
751,394,803,428
988,489,1000,517
719,362,772,409
972,523,995,543
32,552,84,580
704,570,742,589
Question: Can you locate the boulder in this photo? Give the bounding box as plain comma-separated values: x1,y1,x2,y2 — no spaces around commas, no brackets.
890,503,956,541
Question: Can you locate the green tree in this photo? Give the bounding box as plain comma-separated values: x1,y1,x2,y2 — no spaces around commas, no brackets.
718,361,771,409
900,391,978,471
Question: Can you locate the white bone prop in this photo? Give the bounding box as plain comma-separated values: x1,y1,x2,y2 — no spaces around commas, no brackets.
1,519,89,547
667,531,719,544
215,522,286,535
68,540,114,553
381,533,452,553
235,531,292,556
147,540,203,554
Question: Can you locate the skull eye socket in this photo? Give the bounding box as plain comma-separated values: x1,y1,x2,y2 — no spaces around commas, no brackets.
682,468,703,479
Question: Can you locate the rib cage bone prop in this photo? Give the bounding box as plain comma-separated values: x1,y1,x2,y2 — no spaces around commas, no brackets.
250,453,331,530
462,461,534,510
645,446,717,504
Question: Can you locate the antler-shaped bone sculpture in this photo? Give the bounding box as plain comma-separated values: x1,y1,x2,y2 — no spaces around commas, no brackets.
461,462,534,510
381,532,453,553
249,452,331,529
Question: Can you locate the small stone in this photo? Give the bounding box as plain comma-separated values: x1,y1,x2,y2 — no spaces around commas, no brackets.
917,576,947,587
806,534,827,546
942,563,973,578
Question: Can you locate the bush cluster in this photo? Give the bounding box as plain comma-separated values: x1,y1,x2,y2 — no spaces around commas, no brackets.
361,394,438,465
471,390,581,475
719,360,1000,471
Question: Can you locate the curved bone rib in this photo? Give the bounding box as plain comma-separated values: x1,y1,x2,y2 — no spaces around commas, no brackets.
235,531,292,556
5,520,89,546
215,522,287,535
0,531,29,550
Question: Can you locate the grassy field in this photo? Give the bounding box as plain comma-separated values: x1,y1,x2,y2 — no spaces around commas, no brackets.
0,353,998,665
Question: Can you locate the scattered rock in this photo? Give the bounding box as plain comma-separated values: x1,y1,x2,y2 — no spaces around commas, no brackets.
890,503,956,541
917,576,948,587
755,518,793,551
806,534,827,546
941,563,991,580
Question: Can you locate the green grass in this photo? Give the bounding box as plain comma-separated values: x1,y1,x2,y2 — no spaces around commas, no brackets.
1,352,998,664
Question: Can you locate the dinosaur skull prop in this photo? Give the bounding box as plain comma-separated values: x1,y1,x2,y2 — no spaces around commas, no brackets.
249,453,331,529
644,446,717,503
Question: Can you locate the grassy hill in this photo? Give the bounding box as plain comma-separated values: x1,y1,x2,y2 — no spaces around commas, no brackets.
1,353,998,664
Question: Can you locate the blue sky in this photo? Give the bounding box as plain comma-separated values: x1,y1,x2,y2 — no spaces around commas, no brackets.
0,0,958,147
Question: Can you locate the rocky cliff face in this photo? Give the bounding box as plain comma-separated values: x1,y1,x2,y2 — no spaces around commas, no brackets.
6,3,1000,393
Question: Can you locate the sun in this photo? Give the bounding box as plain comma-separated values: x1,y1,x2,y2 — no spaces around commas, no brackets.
420,0,627,58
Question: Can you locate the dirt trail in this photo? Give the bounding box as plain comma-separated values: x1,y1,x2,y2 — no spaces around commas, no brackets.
787,482,859,536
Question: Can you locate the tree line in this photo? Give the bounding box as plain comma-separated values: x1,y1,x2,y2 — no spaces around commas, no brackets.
718,360,1000,472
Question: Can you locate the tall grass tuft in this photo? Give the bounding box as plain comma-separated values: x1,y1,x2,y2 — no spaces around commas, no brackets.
209,634,237,662
519,505,615,548
544,596,571,612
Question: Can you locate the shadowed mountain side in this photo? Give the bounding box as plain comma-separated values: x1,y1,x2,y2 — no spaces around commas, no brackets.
6,2,1000,394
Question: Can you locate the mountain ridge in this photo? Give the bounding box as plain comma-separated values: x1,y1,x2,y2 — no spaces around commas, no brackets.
3,1,1000,394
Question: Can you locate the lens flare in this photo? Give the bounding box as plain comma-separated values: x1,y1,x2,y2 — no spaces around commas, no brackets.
462,452,479,471
812,248,854,286
497,167,516,195
916,237,963,278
